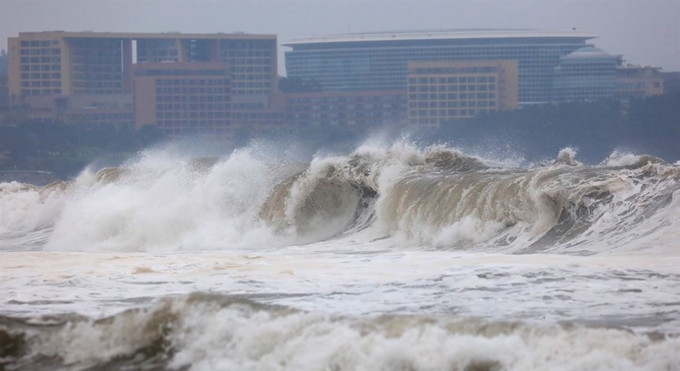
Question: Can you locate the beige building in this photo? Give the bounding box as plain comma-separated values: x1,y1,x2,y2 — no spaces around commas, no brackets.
132,63,231,135
615,64,663,99
407,60,518,127
284,90,407,128
7,31,277,99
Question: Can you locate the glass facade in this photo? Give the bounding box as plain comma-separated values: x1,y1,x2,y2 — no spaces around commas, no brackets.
552,47,619,102
285,31,595,105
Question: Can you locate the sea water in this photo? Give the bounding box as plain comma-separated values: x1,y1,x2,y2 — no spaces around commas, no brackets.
1,142,679,370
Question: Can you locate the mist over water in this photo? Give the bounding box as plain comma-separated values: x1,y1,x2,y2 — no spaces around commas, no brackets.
1,138,680,370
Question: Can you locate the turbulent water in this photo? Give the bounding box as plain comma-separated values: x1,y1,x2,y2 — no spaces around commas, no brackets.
1,142,680,371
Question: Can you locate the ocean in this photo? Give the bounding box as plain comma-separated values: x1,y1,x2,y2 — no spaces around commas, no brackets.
1,141,679,371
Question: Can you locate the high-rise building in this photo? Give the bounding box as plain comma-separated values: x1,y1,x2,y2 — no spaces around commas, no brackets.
407,60,518,127
8,31,277,99
284,29,596,105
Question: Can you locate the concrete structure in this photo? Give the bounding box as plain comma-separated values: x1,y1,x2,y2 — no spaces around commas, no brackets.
132,63,231,135
552,47,620,102
285,29,596,105
615,64,663,99
407,60,518,127
284,90,407,127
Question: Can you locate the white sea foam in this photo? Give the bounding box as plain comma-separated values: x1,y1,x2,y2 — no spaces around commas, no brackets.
0,143,679,371
14,294,679,371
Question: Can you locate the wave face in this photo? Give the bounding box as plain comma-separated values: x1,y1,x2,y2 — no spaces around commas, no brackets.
1,293,678,371
2,142,680,370
0,143,679,254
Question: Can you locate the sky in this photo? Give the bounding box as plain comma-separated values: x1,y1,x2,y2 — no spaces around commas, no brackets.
1,0,678,74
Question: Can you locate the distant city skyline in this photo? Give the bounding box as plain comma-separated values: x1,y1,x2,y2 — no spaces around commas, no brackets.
1,0,678,74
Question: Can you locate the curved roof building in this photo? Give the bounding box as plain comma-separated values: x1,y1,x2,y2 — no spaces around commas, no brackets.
284,29,597,105
553,47,621,102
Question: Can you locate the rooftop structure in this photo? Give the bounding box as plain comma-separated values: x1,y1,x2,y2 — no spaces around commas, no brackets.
286,29,597,45
285,29,596,105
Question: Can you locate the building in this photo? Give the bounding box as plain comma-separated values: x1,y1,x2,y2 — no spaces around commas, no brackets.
552,47,620,102
284,29,596,105
407,60,518,127
63,95,134,127
231,94,286,133
7,31,277,99
5,31,278,135
132,63,232,135
284,90,407,128
615,64,663,99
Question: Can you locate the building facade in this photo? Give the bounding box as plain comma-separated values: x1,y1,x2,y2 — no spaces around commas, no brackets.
285,29,595,105
284,90,407,127
615,64,664,99
7,31,277,99
552,47,620,102
132,63,231,135
407,60,518,127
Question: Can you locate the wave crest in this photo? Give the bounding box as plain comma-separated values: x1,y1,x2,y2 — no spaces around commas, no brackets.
1,293,678,371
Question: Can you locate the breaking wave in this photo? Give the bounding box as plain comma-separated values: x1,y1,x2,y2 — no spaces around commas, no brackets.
1,293,679,371
0,142,679,254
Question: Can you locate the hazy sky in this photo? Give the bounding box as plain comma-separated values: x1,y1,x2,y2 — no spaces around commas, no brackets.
1,0,678,74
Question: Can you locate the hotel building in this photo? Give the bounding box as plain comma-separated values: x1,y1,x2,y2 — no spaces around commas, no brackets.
285,29,596,105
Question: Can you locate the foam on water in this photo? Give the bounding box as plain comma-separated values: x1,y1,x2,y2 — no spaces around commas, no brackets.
2,294,679,371
1,141,680,370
